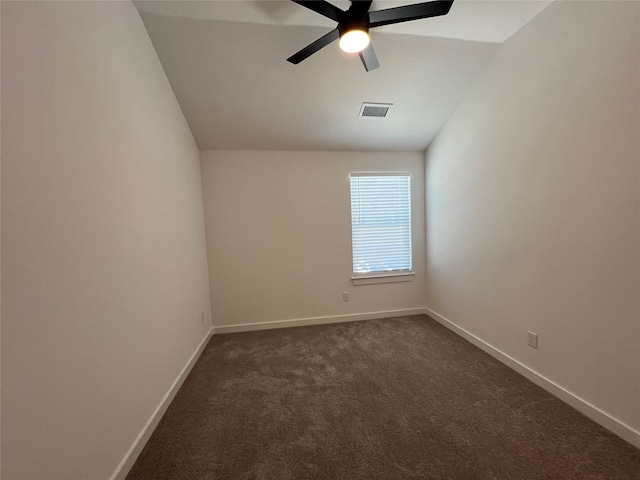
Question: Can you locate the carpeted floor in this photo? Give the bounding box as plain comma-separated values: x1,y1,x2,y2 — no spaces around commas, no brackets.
127,315,640,479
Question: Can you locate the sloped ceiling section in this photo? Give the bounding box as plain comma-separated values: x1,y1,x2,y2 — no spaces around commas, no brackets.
136,1,550,151
134,1,551,43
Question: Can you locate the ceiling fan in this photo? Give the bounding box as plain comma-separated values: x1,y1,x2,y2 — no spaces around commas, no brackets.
287,0,454,72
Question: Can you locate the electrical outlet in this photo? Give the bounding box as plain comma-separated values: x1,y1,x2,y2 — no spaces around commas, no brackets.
201,312,205,323
343,292,349,302
528,331,538,349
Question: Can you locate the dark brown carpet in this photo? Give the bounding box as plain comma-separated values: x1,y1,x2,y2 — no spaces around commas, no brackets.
127,315,640,479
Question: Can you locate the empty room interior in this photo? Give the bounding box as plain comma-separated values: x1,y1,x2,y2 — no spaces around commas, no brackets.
2,0,639,479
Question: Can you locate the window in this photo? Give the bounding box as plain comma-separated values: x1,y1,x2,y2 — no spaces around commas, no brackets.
350,173,414,285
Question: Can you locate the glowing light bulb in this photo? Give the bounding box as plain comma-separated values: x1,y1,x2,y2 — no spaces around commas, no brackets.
339,29,370,53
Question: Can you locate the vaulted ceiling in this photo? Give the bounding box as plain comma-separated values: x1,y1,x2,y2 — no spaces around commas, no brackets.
134,1,551,151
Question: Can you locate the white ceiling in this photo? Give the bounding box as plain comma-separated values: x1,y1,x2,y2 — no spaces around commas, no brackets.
135,1,551,151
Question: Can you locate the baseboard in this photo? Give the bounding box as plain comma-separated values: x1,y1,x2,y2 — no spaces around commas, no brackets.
424,307,640,449
213,308,428,334
110,327,214,480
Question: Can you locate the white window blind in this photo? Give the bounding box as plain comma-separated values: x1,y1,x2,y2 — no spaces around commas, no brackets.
350,173,412,275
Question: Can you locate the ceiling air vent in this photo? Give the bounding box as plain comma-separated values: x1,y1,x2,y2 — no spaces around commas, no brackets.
359,103,392,119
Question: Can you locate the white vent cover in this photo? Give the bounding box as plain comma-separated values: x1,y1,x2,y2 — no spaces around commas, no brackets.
359,103,392,119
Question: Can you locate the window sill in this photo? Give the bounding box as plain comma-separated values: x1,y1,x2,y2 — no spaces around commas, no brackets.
351,272,415,286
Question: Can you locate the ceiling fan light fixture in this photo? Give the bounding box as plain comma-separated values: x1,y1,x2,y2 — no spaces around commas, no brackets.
288,0,455,71
339,29,370,53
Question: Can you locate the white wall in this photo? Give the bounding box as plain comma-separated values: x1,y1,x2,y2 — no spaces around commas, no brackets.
201,150,427,329
425,0,639,440
1,2,212,479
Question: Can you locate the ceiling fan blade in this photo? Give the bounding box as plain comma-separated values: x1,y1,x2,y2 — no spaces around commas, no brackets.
287,28,340,64
350,0,373,17
368,0,454,28
359,42,379,72
292,1,344,23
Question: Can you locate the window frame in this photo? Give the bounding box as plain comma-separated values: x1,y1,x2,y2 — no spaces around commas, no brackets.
349,171,415,286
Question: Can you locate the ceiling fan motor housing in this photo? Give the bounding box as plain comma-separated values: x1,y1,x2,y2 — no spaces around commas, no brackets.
339,15,369,38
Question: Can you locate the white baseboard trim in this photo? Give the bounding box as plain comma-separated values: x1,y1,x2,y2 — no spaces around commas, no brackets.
424,307,640,449
213,308,427,334
110,327,214,480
